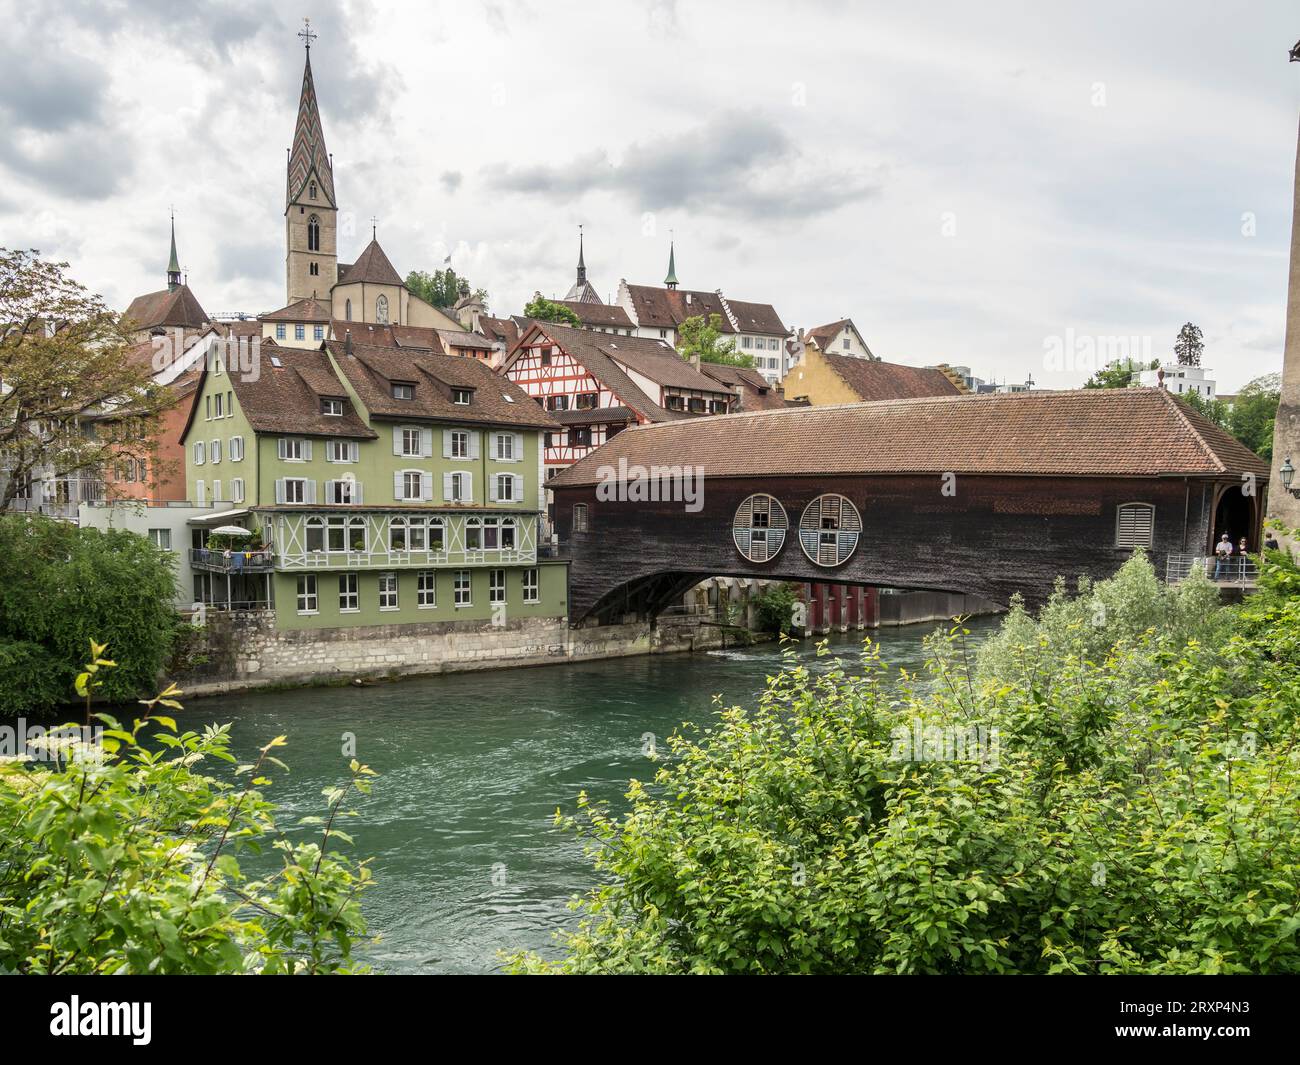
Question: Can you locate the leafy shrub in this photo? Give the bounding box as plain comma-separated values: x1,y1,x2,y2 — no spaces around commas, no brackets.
511,554,1300,974
750,582,801,635
0,514,176,713
0,653,375,974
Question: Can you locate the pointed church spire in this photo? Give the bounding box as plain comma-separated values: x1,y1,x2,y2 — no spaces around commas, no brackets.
664,237,679,289
167,211,181,292
286,18,335,211
576,224,587,287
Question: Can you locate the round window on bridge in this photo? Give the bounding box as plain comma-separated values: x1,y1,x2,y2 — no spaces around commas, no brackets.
798,493,862,567
732,493,789,563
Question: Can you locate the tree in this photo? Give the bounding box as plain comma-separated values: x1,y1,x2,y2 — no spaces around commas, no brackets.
0,249,174,510
510,554,1300,974
1082,357,1158,389
1227,374,1281,460
1174,322,1203,367
0,515,177,713
0,656,376,974
675,313,754,368
1176,373,1279,461
405,268,486,310
523,296,581,328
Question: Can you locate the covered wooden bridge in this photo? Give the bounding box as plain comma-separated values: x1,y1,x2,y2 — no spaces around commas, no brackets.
546,388,1270,625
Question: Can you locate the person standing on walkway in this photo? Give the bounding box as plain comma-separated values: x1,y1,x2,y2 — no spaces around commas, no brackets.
1213,534,1233,580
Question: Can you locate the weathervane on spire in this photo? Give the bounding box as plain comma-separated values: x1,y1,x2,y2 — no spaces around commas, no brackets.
370,216,378,240
299,17,317,51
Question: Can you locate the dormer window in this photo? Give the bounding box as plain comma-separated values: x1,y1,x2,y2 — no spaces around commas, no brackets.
321,397,344,416
392,382,415,401
452,388,473,405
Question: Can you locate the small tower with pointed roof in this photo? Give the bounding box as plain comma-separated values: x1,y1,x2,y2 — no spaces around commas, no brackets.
564,225,601,303
285,19,338,305
664,239,679,290
167,211,182,293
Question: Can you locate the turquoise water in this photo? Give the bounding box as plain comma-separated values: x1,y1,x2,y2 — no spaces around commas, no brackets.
182,619,997,973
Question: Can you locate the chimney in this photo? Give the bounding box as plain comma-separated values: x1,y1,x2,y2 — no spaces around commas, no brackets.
344,329,353,356
690,353,700,371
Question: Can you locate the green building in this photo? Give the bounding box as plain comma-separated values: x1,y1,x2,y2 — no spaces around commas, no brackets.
179,337,568,632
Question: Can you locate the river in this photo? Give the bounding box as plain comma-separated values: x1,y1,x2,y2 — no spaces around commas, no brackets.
182,618,999,973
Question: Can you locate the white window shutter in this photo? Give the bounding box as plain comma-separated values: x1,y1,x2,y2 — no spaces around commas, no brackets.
489,475,499,502
442,472,453,501
392,471,403,500
350,441,360,462
277,438,287,460
442,429,453,458
421,473,434,501
513,474,524,500
468,432,480,460
462,475,472,503
303,439,313,461
392,427,403,456
513,433,524,461
275,477,285,504
325,478,335,499
422,428,433,457
353,481,363,504
305,479,317,504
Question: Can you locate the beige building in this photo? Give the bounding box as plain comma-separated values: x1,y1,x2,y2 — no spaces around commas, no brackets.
782,346,962,406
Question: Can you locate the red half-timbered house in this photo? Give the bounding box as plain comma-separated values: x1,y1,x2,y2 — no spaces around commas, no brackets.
499,322,736,483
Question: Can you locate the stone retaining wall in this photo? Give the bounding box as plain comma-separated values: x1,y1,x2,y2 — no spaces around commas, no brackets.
180,611,729,697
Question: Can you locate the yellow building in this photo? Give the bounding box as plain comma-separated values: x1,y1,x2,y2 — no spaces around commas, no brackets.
781,346,963,405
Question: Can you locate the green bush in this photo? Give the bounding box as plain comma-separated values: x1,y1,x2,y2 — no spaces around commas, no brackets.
750,582,800,634
0,658,375,974
0,514,177,713
511,553,1300,974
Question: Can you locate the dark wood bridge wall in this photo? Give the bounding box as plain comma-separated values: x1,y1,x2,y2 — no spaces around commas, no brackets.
552,474,1233,624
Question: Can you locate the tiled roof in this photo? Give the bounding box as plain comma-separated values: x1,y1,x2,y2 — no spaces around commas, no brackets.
553,405,637,426
183,345,376,443
500,322,689,423
123,285,210,332
820,352,964,401
553,299,635,330
260,297,332,322
330,321,442,352
478,315,521,349
549,388,1273,486
327,339,559,429
725,297,787,336
623,285,734,332
805,319,852,347
604,346,734,395
337,239,403,286
698,362,789,410
286,53,335,207
436,328,494,351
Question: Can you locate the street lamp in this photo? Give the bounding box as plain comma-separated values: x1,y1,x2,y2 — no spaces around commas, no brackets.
1281,456,1298,497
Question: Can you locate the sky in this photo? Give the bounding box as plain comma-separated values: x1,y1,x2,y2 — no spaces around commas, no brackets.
0,0,1297,392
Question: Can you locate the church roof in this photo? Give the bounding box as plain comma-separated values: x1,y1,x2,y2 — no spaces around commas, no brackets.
286,52,336,208
564,279,603,303
123,285,210,333
336,239,403,286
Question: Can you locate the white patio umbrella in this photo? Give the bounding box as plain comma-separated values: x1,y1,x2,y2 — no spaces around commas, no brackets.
210,525,254,536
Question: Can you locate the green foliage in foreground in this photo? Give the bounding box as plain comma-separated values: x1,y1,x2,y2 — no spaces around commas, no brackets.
0,657,375,974
0,515,177,714
510,552,1300,974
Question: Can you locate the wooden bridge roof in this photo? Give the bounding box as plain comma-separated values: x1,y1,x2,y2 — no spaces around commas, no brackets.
548,387,1271,484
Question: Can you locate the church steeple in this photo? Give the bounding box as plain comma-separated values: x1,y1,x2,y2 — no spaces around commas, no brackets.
664,238,679,289
563,223,601,303
167,211,181,292
284,18,339,305
576,225,587,288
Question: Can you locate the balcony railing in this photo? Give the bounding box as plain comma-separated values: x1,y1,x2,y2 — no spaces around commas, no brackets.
190,547,277,573
276,546,537,569
1166,553,1259,586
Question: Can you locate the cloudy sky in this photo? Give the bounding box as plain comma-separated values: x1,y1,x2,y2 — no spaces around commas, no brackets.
1,0,1297,391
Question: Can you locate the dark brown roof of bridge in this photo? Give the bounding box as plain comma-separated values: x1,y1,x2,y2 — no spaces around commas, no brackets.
821,352,963,400
549,388,1272,485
